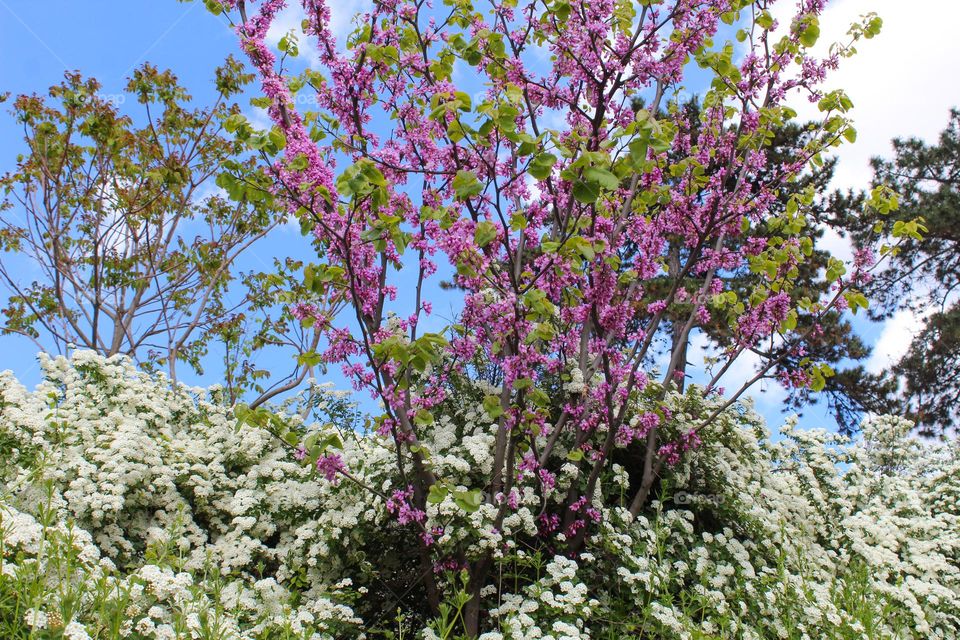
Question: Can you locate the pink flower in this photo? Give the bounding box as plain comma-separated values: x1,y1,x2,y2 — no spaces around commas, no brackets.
217,0,843,547
386,486,425,526
316,453,345,483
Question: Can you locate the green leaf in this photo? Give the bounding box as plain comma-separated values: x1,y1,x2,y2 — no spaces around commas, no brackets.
572,180,600,204
452,170,483,199
233,403,251,426
297,350,323,367
204,0,225,15
781,310,798,332
800,20,821,47
529,388,550,407
825,257,847,282
528,153,557,180
427,483,448,504
808,362,834,392
483,394,504,419
568,236,595,261
474,220,498,248
414,409,435,426
288,153,309,172
583,166,619,190
512,377,533,391
628,136,650,166
844,291,869,314
534,322,555,341
453,489,484,512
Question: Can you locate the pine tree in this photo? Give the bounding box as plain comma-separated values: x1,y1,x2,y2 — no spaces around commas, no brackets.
831,109,960,436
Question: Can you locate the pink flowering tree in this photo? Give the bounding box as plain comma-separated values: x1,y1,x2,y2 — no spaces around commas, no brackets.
201,0,892,634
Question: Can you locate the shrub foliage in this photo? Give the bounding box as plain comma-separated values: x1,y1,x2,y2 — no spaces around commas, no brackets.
1,352,957,638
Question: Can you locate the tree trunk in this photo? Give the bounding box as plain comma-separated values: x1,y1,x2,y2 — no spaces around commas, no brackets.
463,556,491,637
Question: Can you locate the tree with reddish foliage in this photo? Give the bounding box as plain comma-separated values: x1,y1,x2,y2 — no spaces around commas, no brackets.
0,62,333,407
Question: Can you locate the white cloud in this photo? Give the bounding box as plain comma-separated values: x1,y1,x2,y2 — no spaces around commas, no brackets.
865,307,928,374
687,331,788,412
265,1,371,66
266,6,320,66
245,106,273,130
762,2,959,380
525,175,543,204
772,0,960,191
192,181,228,205
818,224,853,264
324,0,371,46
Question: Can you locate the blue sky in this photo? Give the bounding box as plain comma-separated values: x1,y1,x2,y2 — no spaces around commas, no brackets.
0,2,235,103
0,1,287,389
1,0,957,431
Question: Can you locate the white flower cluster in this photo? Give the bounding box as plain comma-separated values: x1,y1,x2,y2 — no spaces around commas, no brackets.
582,409,960,639
482,555,596,640
1,351,958,639
0,351,363,638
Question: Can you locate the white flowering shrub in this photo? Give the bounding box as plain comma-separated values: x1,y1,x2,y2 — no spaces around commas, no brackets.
579,411,960,639
0,352,363,638
1,351,958,638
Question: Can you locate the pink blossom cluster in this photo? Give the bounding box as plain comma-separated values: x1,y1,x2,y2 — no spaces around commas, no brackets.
217,0,873,614
386,486,426,526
